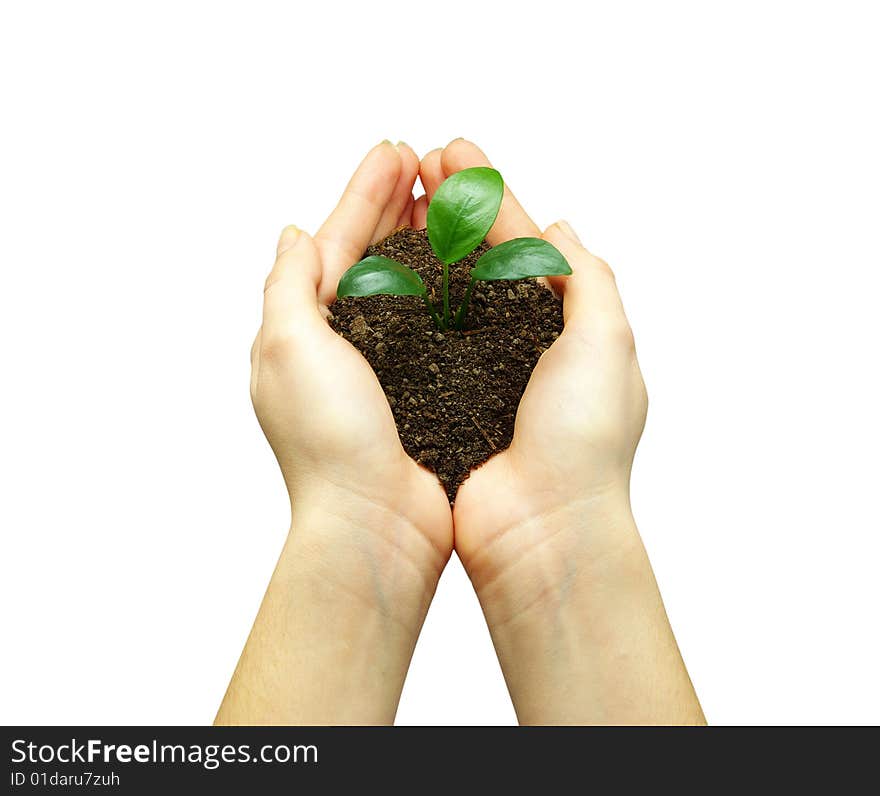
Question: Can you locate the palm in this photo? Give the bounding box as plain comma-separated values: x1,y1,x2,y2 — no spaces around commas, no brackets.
453,332,590,565
293,318,409,469
304,312,452,546
457,326,643,552
256,141,452,559
421,140,647,573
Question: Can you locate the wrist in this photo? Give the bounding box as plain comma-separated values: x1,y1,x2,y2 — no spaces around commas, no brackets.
465,493,645,627
287,480,448,634
217,487,446,726
462,497,703,725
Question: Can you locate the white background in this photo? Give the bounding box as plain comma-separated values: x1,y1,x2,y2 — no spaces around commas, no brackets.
1,1,878,725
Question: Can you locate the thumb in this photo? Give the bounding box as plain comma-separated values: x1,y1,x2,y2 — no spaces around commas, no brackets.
262,225,325,336
543,221,627,333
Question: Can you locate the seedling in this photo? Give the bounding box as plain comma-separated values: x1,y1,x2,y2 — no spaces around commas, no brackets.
336,167,571,330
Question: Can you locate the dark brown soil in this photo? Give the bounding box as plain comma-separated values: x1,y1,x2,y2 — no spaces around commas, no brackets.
329,227,563,503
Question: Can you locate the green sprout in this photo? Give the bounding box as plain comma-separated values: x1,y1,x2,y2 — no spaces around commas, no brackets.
336,167,572,331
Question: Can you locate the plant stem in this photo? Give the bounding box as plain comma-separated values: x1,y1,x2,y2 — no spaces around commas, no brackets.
453,279,476,330
423,294,444,330
442,263,450,328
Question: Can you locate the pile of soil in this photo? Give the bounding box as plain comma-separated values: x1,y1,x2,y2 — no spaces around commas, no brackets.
329,227,563,502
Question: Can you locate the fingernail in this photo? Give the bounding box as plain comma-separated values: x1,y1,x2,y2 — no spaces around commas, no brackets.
557,220,582,244
277,224,301,255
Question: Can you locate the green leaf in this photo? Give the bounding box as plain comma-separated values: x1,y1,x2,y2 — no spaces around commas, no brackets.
471,238,572,281
427,167,504,265
336,256,426,298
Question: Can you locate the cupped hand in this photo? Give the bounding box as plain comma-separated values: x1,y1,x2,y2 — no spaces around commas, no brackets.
251,142,452,618
418,140,647,593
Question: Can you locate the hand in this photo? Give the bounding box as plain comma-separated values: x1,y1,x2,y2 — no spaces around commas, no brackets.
218,143,452,725
424,140,647,599
251,141,452,597
423,139,704,724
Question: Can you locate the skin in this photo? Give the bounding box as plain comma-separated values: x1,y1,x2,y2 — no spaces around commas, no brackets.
216,142,452,725
432,140,705,725
216,139,705,725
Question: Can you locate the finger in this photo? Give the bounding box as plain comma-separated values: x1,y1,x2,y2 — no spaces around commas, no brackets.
396,193,415,228
419,148,445,201
276,223,301,256
314,141,402,304
542,221,629,333
375,142,419,239
263,225,324,335
412,194,428,229
440,138,541,243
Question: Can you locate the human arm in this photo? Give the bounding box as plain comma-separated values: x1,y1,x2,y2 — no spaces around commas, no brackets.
426,139,705,725
216,142,453,725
